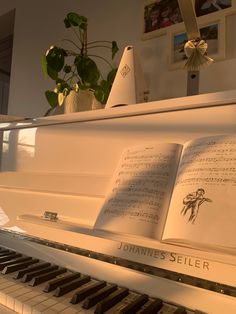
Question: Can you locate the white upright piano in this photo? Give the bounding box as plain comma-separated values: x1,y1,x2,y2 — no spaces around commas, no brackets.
0,92,235,314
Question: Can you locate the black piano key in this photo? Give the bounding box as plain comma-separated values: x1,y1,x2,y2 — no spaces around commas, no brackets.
173,307,187,314
82,284,117,309
13,262,51,279
138,298,163,314
0,250,18,255
21,265,58,282
0,250,11,255
44,272,81,292
70,280,107,304
0,253,22,264
95,287,129,314
0,247,191,314
0,256,32,271
29,267,67,286
54,275,91,297
2,258,39,274
119,294,149,314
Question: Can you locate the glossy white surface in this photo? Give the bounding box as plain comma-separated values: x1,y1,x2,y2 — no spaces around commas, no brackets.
0,100,235,313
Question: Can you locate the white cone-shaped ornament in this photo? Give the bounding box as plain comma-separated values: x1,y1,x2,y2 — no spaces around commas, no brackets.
105,46,149,108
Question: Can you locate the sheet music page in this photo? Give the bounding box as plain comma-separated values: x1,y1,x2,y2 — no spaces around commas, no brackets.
163,134,236,251
94,143,182,239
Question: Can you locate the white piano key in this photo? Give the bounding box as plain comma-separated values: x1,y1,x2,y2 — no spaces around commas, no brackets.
37,303,94,314
0,282,25,306
56,305,94,314
158,303,180,314
75,308,94,314
35,308,82,314
0,284,22,305
32,309,56,314
14,290,46,314
0,280,13,292
60,308,84,314
6,287,32,310
0,279,16,290
0,302,17,314
0,277,9,284
39,290,92,314
41,303,71,313
22,287,73,313
22,294,53,314
31,298,58,314
9,269,90,314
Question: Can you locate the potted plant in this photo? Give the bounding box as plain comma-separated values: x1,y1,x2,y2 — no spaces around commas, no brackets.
42,12,119,112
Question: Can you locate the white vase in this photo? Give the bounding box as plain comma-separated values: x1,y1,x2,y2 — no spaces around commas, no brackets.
64,90,102,114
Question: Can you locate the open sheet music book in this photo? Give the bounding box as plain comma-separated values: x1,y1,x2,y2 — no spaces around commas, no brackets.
94,134,236,254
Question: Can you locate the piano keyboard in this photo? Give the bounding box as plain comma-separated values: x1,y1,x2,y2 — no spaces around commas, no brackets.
0,246,202,314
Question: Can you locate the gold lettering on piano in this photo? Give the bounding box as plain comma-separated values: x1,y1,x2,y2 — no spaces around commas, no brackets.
117,242,166,259
169,253,209,270
117,242,210,271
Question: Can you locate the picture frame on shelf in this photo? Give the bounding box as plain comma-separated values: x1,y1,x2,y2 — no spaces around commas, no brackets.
167,15,226,70
195,0,236,18
141,0,183,40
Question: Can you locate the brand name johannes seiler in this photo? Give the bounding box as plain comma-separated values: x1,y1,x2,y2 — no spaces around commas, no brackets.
117,242,210,270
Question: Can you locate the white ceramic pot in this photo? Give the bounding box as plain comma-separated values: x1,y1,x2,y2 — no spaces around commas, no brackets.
64,90,102,113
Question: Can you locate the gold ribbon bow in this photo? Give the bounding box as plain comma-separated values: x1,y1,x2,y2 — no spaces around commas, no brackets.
184,39,214,71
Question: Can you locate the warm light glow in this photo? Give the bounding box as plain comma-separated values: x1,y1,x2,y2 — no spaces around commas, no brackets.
5,225,26,233
0,206,9,225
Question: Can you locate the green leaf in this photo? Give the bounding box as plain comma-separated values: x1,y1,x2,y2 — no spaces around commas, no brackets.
78,82,90,90
94,69,117,104
94,79,113,105
45,90,59,107
75,56,100,85
46,46,66,72
94,87,105,104
107,68,117,84
112,41,119,59
47,66,58,80
65,12,87,30
100,80,110,90
64,18,71,28
56,78,67,84
42,56,58,80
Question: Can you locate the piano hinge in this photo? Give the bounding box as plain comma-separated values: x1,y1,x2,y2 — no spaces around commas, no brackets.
43,211,58,222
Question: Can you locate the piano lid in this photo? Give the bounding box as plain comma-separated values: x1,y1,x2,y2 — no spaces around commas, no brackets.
0,88,236,130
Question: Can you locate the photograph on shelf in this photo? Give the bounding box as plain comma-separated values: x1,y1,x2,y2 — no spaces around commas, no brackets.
195,0,236,17
142,0,183,40
167,16,225,70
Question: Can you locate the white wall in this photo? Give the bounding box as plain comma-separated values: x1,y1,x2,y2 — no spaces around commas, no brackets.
1,0,236,118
